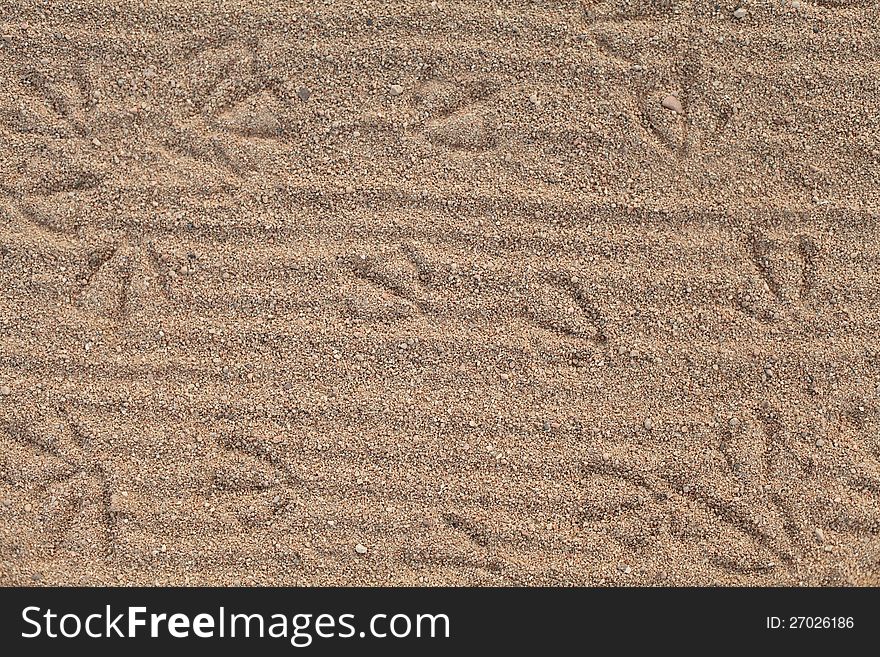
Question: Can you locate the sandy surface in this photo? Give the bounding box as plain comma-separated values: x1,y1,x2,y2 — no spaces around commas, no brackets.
1,0,879,586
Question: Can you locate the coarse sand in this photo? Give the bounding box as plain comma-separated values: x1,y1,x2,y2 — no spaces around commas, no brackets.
1,0,879,586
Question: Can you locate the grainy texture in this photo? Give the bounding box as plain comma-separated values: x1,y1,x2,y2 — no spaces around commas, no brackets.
1,0,879,587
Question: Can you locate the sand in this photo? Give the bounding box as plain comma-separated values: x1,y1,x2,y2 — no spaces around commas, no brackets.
1,0,879,587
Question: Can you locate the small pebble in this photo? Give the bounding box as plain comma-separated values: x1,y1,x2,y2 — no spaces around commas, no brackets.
643,418,654,430
389,84,403,97
0,385,10,396
733,8,748,19
661,95,683,113
814,528,825,543
296,86,311,102
355,543,368,554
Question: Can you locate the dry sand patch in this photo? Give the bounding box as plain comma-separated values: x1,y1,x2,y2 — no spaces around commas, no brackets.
0,1,879,586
